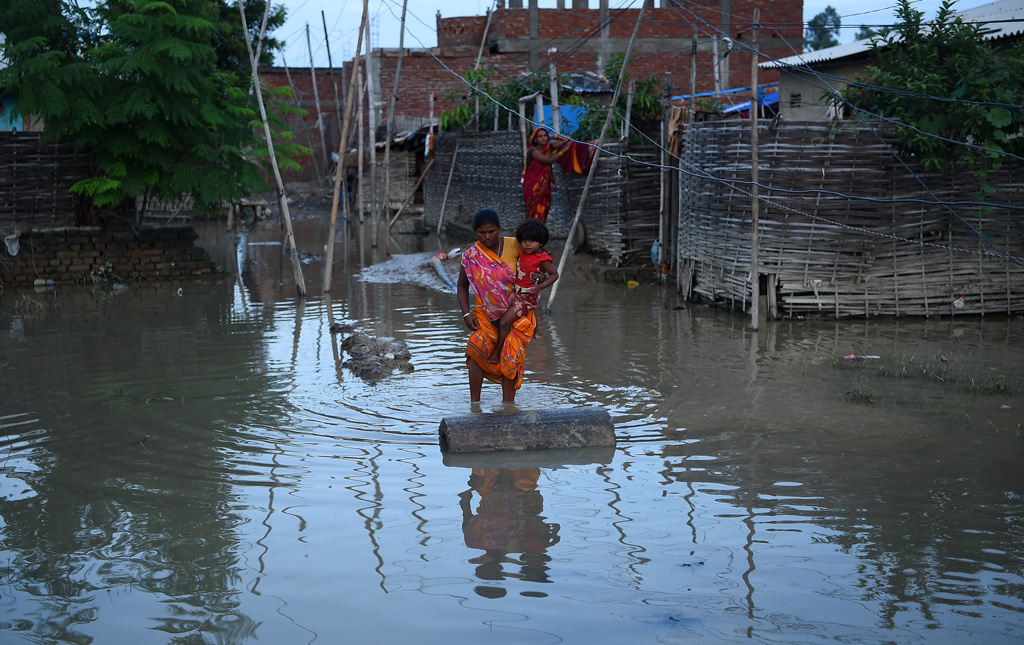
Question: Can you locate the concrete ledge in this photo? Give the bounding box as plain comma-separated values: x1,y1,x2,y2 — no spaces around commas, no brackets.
439,407,615,454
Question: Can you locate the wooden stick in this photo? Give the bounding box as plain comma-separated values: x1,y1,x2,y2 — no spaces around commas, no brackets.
281,55,320,181
381,0,409,253
548,53,561,134
324,0,368,293
388,158,434,230
622,78,635,140
237,0,305,296
475,6,493,70
690,27,697,121
546,1,648,312
437,144,460,234
750,9,760,330
306,24,329,176
518,100,528,157
357,67,365,222
364,18,379,240
321,11,342,157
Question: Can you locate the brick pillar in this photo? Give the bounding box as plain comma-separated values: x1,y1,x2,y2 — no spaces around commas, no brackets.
599,0,610,72
529,0,539,71
572,0,587,7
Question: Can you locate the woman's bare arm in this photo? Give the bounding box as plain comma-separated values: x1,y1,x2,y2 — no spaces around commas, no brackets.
529,147,563,165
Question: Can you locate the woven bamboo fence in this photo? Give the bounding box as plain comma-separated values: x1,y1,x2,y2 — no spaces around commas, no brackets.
678,119,1024,318
423,131,662,265
0,133,92,230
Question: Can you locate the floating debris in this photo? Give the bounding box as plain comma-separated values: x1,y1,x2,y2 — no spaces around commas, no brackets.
341,333,413,382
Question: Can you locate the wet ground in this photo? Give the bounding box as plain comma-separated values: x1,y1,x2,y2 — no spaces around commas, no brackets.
1,205,1023,644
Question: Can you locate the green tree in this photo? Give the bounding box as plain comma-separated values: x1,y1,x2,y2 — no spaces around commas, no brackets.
569,54,662,142
842,0,1024,190
0,0,301,221
438,57,662,143
854,25,879,41
805,6,841,51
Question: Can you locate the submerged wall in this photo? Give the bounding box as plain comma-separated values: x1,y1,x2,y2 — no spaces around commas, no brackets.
1,226,221,288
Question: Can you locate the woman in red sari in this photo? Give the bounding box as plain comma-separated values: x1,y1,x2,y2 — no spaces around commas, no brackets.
457,208,538,403
522,127,595,223
522,128,567,223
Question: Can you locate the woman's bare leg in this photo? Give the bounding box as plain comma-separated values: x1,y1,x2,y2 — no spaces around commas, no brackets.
501,375,516,402
468,359,485,402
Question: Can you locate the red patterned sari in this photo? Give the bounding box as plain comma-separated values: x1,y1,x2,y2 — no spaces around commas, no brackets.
522,128,594,223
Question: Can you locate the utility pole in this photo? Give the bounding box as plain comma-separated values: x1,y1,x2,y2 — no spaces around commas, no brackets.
546,1,648,312
749,9,761,330
324,0,368,293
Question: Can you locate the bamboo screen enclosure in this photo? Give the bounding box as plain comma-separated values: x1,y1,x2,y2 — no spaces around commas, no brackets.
677,120,1024,318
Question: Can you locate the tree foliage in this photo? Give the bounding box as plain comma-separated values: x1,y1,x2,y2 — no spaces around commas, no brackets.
438,55,663,144
0,0,301,219
841,0,1024,187
805,6,841,51
568,54,662,142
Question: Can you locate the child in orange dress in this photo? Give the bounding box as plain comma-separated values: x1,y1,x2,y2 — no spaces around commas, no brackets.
488,219,559,364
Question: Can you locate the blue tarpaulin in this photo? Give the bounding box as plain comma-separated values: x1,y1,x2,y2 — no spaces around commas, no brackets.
721,91,779,116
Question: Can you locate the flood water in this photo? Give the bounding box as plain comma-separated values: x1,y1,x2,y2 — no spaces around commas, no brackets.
2,212,1023,644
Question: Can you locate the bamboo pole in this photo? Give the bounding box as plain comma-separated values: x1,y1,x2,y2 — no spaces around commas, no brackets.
546,1,648,312
712,36,721,101
690,27,697,120
750,9,760,330
475,6,494,70
237,0,306,297
245,0,273,96
622,77,635,140
324,0,368,293
357,67,365,223
322,11,342,155
306,24,329,176
518,99,528,156
281,55,321,181
388,158,434,230
659,71,670,279
548,53,561,135
364,18,379,241
437,143,460,234
381,0,409,254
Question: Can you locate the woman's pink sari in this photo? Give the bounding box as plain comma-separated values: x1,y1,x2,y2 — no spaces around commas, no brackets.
461,240,536,389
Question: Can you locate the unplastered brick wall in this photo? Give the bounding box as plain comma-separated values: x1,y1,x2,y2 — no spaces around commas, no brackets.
1,226,221,288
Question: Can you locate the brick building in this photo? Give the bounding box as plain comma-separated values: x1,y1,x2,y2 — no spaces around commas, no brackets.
261,0,802,169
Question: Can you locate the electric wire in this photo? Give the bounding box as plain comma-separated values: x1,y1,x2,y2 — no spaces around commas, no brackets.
667,0,1024,265
375,0,1024,213
354,0,1024,264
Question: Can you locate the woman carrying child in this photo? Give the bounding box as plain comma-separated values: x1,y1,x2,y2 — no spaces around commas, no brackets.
458,209,546,403
488,219,558,365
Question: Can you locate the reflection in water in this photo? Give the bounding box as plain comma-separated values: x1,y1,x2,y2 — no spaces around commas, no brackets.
0,216,1021,643
459,468,559,598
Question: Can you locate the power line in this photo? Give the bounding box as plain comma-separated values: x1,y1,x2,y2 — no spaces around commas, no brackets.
358,0,1024,264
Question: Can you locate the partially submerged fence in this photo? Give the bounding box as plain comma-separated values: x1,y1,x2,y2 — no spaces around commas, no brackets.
677,120,1024,317
423,131,661,265
0,133,91,230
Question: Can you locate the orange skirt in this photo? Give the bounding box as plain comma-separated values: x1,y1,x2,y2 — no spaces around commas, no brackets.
466,308,536,389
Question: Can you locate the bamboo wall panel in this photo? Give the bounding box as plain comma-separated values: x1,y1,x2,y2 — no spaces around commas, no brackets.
424,132,662,265
0,133,92,229
678,120,1024,317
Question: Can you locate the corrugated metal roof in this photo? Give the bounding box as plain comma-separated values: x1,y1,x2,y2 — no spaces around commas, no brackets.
762,0,1024,69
